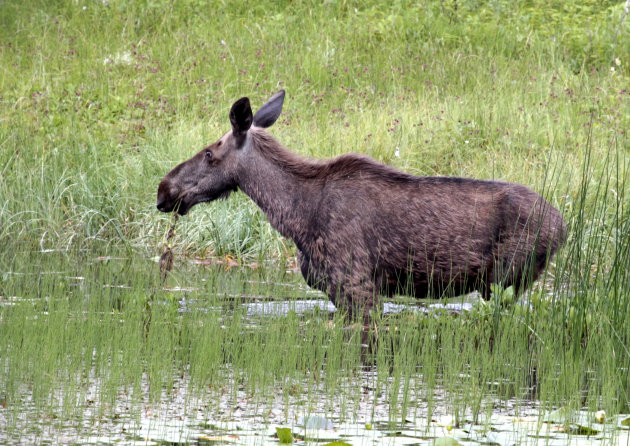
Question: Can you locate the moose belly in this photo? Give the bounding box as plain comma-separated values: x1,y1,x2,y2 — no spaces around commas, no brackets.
377,262,487,299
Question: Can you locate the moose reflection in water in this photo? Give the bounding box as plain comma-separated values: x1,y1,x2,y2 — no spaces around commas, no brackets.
157,90,566,322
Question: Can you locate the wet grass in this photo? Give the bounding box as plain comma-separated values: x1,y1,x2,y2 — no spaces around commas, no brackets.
1,222,629,444
1,0,630,444
1,0,628,258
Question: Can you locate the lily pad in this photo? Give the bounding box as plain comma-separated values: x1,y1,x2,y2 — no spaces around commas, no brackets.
566,423,600,436
197,435,240,444
543,408,602,436
485,431,523,446
276,427,293,444
433,437,461,446
544,407,573,423
300,415,334,430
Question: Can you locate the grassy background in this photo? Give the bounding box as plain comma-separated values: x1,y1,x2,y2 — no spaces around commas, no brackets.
1,0,630,432
1,0,628,257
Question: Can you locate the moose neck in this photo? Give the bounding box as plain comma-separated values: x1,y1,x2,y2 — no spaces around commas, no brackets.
236,131,316,248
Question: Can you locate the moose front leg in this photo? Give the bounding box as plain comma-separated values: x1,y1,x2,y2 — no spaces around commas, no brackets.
328,272,382,360
297,250,329,294
299,247,380,323
328,271,380,324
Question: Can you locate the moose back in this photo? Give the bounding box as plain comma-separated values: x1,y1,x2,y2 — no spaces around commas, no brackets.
157,90,567,321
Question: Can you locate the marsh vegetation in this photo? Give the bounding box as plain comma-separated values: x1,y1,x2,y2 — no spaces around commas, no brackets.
1,0,629,444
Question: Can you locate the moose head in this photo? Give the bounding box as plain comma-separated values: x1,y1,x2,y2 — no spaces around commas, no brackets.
156,90,285,215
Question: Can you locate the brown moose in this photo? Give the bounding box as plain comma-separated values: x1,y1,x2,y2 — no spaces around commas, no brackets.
157,90,566,321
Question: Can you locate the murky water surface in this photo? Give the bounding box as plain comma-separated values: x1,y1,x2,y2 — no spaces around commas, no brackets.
4,371,629,445
0,250,628,445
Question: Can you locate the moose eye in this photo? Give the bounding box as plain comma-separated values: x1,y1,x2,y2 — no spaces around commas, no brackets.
205,149,213,161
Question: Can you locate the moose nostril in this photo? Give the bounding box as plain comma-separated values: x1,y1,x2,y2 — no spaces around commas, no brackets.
156,198,168,212
157,181,180,213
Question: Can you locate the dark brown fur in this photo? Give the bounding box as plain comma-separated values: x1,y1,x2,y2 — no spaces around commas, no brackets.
157,91,567,321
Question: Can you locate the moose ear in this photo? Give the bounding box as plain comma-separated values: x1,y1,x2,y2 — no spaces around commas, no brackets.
252,90,285,128
229,97,253,136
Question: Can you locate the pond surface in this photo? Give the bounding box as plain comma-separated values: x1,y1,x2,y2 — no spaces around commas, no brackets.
3,368,629,445
0,249,628,445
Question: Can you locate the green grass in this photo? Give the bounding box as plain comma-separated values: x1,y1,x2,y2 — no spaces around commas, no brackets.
1,0,628,257
1,0,630,443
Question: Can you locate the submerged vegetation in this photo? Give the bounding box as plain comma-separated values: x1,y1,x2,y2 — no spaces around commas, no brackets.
0,0,629,444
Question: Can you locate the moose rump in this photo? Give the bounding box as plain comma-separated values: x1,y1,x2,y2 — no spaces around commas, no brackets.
157,90,567,321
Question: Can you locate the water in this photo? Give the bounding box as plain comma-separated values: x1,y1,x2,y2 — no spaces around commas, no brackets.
0,249,628,445
4,369,628,445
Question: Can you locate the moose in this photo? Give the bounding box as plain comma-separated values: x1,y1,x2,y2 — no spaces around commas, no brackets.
157,90,566,322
